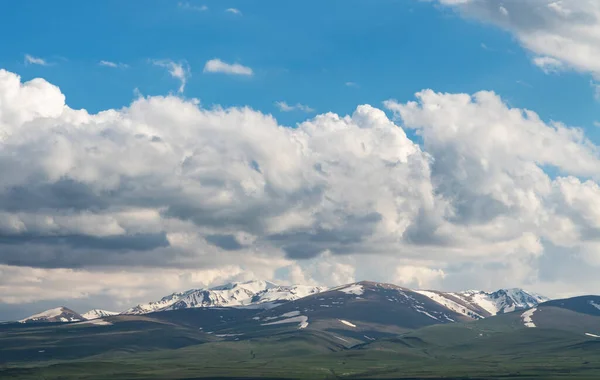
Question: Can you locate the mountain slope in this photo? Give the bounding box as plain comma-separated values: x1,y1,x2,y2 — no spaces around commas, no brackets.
125,280,326,314
19,307,84,323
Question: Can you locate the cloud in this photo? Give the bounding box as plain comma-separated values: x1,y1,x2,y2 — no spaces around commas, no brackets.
203,59,253,76
394,265,446,289
4,68,600,313
592,81,600,101
24,54,49,66
430,1,600,79
99,60,129,69
275,101,315,113
533,56,564,74
178,2,208,11
152,59,190,93
345,82,359,88
225,8,242,15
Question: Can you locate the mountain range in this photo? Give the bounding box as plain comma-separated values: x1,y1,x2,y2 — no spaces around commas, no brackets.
17,280,549,324
4,280,600,379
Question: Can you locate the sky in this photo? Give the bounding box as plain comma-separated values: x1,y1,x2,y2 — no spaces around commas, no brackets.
1,0,600,320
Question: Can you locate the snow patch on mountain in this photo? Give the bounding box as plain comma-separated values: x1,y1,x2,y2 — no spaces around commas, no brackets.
589,300,600,311
585,333,600,338
336,283,364,295
338,319,357,328
77,319,113,326
413,304,439,320
521,308,536,328
416,290,484,319
262,315,309,329
81,309,119,320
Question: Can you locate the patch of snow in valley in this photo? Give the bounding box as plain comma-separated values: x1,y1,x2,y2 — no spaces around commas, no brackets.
589,301,600,311
76,319,113,326
521,308,536,328
334,335,350,343
363,335,375,341
262,310,301,321
585,333,600,338
338,319,357,328
262,315,308,329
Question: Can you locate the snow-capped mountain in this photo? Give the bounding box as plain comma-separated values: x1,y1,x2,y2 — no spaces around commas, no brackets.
125,280,327,315
222,281,473,341
81,309,119,320
416,288,549,319
19,307,84,323
11,282,549,325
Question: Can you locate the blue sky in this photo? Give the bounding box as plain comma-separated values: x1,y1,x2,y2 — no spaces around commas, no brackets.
4,0,600,319
2,0,598,134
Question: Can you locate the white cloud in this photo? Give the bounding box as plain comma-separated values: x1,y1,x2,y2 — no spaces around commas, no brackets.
394,266,446,289
24,54,48,66
225,8,242,15
99,60,129,69
345,82,359,88
203,59,253,76
431,0,600,79
178,2,208,11
3,69,600,311
592,81,600,101
533,56,564,74
152,59,190,93
275,101,315,113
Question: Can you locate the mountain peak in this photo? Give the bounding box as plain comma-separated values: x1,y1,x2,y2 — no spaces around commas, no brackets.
81,309,119,320
124,280,324,315
20,307,84,323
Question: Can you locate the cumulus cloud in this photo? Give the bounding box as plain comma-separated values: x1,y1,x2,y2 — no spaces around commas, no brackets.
152,59,190,93
275,101,315,113
395,266,446,289
203,59,253,76
431,0,600,80
24,54,49,66
3,68,600,314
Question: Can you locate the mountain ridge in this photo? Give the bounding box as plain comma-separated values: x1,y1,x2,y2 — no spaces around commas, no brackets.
15,280,549,324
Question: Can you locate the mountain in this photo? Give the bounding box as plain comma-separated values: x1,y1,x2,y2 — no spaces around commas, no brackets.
415,287,549,319
10,281,549,327
4,292,600,380
209,281,475,346
81,309,119,320
19,307,84,323
510,295,600,335
125,280,327,314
